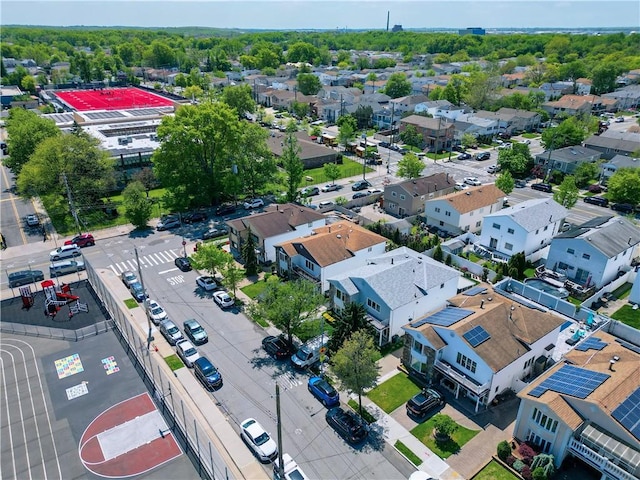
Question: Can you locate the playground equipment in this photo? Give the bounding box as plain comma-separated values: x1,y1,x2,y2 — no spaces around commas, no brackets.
41,280,88,318
19,286,35,309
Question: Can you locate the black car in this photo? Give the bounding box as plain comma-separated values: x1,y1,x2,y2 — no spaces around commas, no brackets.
611,203,634,214
175,256,192,272
406,388,444,418
352,180,372,191
475,152,490,161
183,211,207,224
8,270,45,288
531,182,553,193
215,204,236,216
262,335,297,360
457,153,472,160
129,282,148,302
352,192,368,199
193,356,223,390
584,196,609,207
452,145,465,152
325,407,369,445
515,180,527,188
379,141,390,148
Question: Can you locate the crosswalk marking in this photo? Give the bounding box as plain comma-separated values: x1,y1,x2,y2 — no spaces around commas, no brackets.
107,249,182,274
273,371,303,390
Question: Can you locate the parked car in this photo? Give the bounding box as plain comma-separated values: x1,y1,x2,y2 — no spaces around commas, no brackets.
515,179,527,188
321,183,339,192
611,203,634,214
64,233,95,247
352,192,368,199
174,256,192,272
454,182,469,191
196,275,218,291
26,214,40,227
379,141,390,148
452,145,465,153
300,186,320,196
146,300,168,325
213,290,234,308
176,339,200,368
183,211,207,224
406,388,444,418
243,198,265,209
308,376,340,407
202,226,228,240
464,177,481,186
497,142,512,150
615,117,625,123
318,200,334,209
587,184,606,193
584,196,609,207
215,204,236,216
367,188,383,195
49,244,81,261
456,153,472,160
156,217,181,231
520,139,531,145
121,271,138,287
475,152,490,161
193,356,222,390
325,407,368,445
352,179,372,191
129,281,148,302
531,182,553,193
159,319,183,345
487,165,500,174
183,319,208,345
50,260,85,277
262,335,297,360
240,418,278,463
8,270,45,288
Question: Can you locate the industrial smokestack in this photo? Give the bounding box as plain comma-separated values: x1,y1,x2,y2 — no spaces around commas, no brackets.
387,11,390,31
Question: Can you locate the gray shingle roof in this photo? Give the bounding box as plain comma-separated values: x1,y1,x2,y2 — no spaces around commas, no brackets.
567,217,640,257
485,198,568,232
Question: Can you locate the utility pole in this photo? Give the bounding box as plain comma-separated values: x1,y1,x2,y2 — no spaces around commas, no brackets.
62,173,82,235
135,247,153,350
362,133,367,180
275,383,284,480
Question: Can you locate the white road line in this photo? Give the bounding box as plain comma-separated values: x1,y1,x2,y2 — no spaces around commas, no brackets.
0,356,17,480
126,260,138,270
152,253,165,264
158,268,179,274
168,249,179,259
138,257,148,268
109,265,119,275
144,255,158,266
156,251,171,262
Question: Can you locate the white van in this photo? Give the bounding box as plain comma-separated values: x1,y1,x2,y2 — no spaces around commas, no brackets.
291,335,329,369
50,244,81,261
50,260,85,277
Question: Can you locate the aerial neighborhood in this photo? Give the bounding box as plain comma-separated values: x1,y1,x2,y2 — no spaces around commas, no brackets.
1,24,640,480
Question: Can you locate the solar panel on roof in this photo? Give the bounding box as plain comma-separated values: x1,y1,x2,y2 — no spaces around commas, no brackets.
463,286,488,296
575,336,608,351
410,307,474,328
529,365,610,399
612,387,640,441
463,325,491,347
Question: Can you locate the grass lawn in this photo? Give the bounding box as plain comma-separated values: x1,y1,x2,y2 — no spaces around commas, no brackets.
411,417,480,459
301,158,373,185
164,354,184,371
297,318,334,343
611,304,640,329
367,374,421,413
347,399,377,423
567,296,582,306
124,298,139,309
466,252,483,263
427,152,452,160
472,459,519,480
240,280,271,299
394,440,422,466
523,268,536,278
612,282,632,299
521,133,539,139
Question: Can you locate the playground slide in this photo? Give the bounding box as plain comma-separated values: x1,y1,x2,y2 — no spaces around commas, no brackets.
56,293,80,302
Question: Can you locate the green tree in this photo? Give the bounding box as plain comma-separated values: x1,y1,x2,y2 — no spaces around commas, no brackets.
291,101,309,119
573,162,599,188
332,329,380,417
433,244,444,262
5,108,60,174
559,60,587,93
281,128,304,202
495,170,515,195
541,117,587,150
607,168,640,205
396,153,425,179
461,133,477,149
338,119,356,150
323,162,340,185
498,148,530,178
122,181,152,229
132,168,157,197
531,454,555,479
183,85,203,100
353,105,373,129
221,262,243,297
443,74,468,106
554,175,579,208
432,414,458,440
234,123,277,198
366,72,378,93
286,41,319,64
297,73,321,95
532,468,547,480
221,84,255,119
383,72,412,98
248,279,324,345
20,75,37,94
242,227,259,277
399,125,423,149
591,63,619,95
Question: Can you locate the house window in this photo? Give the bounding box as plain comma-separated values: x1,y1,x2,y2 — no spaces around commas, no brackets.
392,191,397,197
544,225,548,231
445,211,451,217
335,289,346,302
305,260,314,271
505,243,513,251
435,207,441,213
493,223,501,230
400,194,406,200
367,298,381,312
582,253,590,260
531,408,558,433
567,248,575,254
507,228,514,234
368,247,372,252
456,352,477,373
476,221,481,228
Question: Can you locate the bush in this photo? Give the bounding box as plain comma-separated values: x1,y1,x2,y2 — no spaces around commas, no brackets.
513,460,525,472
532,467,547,480
506,455,516,467
519,443,536,464
521,466,533,480
497,440,512,461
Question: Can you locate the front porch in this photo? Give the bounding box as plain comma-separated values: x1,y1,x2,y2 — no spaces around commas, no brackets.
434,359,491,412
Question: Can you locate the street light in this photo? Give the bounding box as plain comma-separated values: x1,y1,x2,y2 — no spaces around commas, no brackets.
361,133,367,180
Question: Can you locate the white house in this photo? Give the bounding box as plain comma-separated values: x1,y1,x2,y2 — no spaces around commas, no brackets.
402,286,565,411
327,247,460,346
514,327,640,477
545,216,640,288
424,184,506,234
414,100,466,121
274,221,387,292
452,114,501,139
479,198,568,262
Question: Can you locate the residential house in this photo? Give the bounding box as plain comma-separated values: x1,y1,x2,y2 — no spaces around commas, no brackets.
500,72,527,88
479,198,568,262
414,100,467,121
0,86,23,108
275,221,387,292
327,247,460,345
267,131,337,168
399,115,455,152
402,286,565,411
424,185,506,235
584,131,640,160
601,154,640,184
602,85,640,110
452,114,502,141
226,203,326,264
544,216,640,289
474,108,541,134
534,146,601,175
539,82,573,101
542,94,594,117
384,173,457,217
389,94,430,115
513,326,640,478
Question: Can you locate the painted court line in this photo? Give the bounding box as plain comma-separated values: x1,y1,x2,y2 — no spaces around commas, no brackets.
97,411,165,461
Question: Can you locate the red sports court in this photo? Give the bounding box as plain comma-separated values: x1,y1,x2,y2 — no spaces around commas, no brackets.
55,87,175,112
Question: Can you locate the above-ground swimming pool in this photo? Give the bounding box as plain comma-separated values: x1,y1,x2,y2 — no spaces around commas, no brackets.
524,278,570,299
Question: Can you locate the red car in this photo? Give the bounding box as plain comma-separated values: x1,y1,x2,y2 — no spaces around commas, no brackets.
64,233,95,248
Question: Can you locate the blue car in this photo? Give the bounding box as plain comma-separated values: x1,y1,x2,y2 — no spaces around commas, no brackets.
194,357,222,390
308,376,339,407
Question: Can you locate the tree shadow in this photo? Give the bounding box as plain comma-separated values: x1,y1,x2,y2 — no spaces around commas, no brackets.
128,227,155,239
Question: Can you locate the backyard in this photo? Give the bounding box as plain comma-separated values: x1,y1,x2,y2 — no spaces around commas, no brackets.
472,459,519,480
410,416,480,459
367,373,421,413
611,304,640,329
301,157,373,185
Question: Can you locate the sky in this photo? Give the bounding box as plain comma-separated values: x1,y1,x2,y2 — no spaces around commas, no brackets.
2,1,639,30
